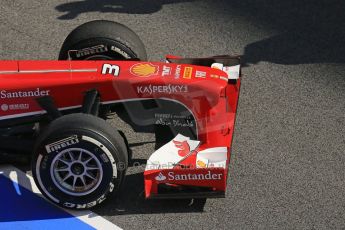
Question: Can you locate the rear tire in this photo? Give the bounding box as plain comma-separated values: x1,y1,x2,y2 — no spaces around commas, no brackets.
32,113,128,209
59,20,147,60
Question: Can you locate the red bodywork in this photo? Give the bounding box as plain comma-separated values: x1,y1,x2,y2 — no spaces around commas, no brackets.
0,59,241,199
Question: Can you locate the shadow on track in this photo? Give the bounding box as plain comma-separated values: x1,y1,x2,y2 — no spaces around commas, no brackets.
92,169,207,215
55,0,196,20
56,0,345,67
219,0,345,66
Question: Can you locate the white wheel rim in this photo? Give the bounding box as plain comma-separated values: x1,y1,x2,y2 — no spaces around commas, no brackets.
50,148,103,196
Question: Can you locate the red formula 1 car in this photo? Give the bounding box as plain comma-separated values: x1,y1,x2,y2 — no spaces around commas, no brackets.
0,20,241,209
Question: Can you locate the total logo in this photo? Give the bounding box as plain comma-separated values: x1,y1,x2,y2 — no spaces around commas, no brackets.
155,171,223,182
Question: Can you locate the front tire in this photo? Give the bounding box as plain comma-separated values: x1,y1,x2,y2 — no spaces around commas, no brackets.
59,20,147,60
32,114,128,209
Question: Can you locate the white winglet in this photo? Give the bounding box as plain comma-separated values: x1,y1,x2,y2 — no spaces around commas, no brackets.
212,63,240,80
146,134,200,170
196,147,227,168
223,64,240,80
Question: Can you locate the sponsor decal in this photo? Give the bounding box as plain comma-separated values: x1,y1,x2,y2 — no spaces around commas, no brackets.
168,171,222,181
75,45,108,58
173,140,191,157
45,136,79,153
162,65,172,76
174,65,181,79
110,45,131,59
155,172,167,181
210,74,219,79
183,67,193,79
154,113,173,119
130,63,159,77
0,88,50,99
197,160,207,168
63,194,106,209
1,103,29,111
102,64,120,77
195,71,206,78
1,104,8,111
220,76,229,81
211,63,223,70
154,113,195,128
155,118,194,128
137,84,188,95
155,171,222,181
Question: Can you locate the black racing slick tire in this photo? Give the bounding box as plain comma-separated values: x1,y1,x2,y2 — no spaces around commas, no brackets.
31,113,128,209
59,20,147,60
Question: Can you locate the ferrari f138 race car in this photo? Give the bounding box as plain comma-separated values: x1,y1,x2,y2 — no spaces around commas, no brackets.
0,20,241,209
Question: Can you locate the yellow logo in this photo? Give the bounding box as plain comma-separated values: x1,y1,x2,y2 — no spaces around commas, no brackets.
183,67,193,79
130,63,159,77
197,160,207,168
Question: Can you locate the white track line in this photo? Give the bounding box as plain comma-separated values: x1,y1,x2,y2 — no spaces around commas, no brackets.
0,165,122,230
9,171,21,195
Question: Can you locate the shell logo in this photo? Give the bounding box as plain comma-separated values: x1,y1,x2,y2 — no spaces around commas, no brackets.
197,160,207,168
130,63,159,77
